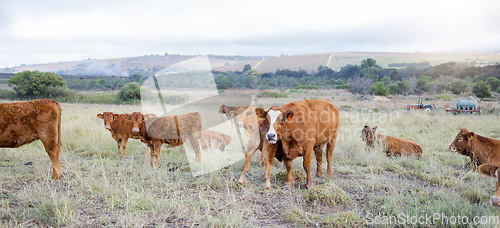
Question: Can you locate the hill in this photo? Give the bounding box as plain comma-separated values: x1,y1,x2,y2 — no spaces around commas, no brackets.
1,52,500,76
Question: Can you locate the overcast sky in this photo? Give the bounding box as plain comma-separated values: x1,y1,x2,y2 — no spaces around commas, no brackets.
0,0,499,68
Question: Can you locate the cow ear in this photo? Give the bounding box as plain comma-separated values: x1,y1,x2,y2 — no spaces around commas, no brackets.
364,125,368,129
284,110,294,121
113,114,119,120
144,115,149,121
478,164,498,177
97,113,103,119
255,108,266,118
467,132,475,140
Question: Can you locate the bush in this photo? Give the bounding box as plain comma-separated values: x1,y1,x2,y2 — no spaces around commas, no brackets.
118,82,141,101
0,89,17,100
472,80,492,98
371,82,389,96
497,87,500,94
8,71,67,98
450,81,469,94
256,91,288,98
294,85,319,90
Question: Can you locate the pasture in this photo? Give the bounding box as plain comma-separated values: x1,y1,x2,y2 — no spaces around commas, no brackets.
1,91,499,227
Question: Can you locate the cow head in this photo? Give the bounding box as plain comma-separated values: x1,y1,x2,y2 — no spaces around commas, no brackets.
449,128,475,153
219,104,227,114
361,125,377,146
478,164,500,207
129,112,144,133
256,106,286,144
97,112,118,130
255,106,282,144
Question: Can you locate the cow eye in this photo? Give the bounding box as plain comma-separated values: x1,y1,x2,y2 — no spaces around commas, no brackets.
458,138,463,142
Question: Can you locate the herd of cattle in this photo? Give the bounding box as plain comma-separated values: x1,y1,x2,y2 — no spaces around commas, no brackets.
1,98,500,207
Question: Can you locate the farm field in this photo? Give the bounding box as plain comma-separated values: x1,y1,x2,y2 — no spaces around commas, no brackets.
1,91,500,227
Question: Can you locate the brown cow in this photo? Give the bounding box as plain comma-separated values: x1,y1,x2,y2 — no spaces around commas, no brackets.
478,164,500,207
130,112,203,167
219,104,250,117
258,99,340,189
237,106,287,186
449,128,500,169
200,129,231,151
97,112,141,157
362,125,423,157
0,99,62,179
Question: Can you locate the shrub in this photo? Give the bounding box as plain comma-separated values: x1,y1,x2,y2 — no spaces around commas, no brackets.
8,71,67,97
472,80,492,98
450,81,469,94
256,91,288,98
0,89,17,100
118,82,141,101
294,85,319,90
371,82,389,96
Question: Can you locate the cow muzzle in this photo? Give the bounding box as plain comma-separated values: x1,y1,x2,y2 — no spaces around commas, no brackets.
266,133,277,144
132,128,140,133
491,196,500,207
105,125,111,130
449,145,457,152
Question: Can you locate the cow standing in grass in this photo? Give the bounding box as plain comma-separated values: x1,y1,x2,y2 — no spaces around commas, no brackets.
449,128,500,169
259,99,340,189
362,125,423,157
0,99,62,179
478,164,500,207
237,106,289,186
130,112,203,167
97,112,140,157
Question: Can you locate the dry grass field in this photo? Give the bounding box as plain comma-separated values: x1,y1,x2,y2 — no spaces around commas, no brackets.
1,90,500,227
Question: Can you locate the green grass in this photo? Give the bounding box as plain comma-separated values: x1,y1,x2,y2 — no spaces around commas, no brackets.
0,94,500,226
256,91,288,98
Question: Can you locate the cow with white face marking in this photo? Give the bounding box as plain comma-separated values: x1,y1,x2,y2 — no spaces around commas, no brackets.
257,99,340,189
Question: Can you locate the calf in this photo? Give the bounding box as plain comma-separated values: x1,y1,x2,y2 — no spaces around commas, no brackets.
97,112,140,157
130,112,203,167
0,99,62,179
200,129,231,151
259,99,340,189
219,104,250,117
449,128,500,169
478,164,500,207
362,125,423,157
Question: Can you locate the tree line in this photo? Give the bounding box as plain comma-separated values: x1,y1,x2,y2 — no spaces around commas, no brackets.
214,59,500,98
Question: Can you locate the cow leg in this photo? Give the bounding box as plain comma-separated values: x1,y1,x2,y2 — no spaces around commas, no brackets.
121,138,129,158
264,145,276,189
284,158,294,188
154,141,162,167
238,142,261,186
314,146,324,177
116,139,123,156
189,139,202,163
303,142,315,189
326,138,337,178
40,138,62,180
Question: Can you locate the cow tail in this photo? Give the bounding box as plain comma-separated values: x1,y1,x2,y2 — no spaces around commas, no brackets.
57,106,62,150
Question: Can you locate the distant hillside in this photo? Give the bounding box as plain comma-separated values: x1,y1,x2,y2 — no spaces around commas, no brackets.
2,52,500,76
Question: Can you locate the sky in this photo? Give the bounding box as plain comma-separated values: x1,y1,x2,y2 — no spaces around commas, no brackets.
0,0,499,68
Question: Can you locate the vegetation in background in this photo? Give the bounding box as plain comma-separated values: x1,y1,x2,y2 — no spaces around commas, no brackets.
8,71,70,98
472,80,492,98
118,82,141,101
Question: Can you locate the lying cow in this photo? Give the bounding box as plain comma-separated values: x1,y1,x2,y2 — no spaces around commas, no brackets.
0,99,62,179
362,125,423,157
259,99,340,189
478,164,500,207
97,112,140,157
219,104,250,117
130,112,203,167
449,128,500,169
200,129,231,151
